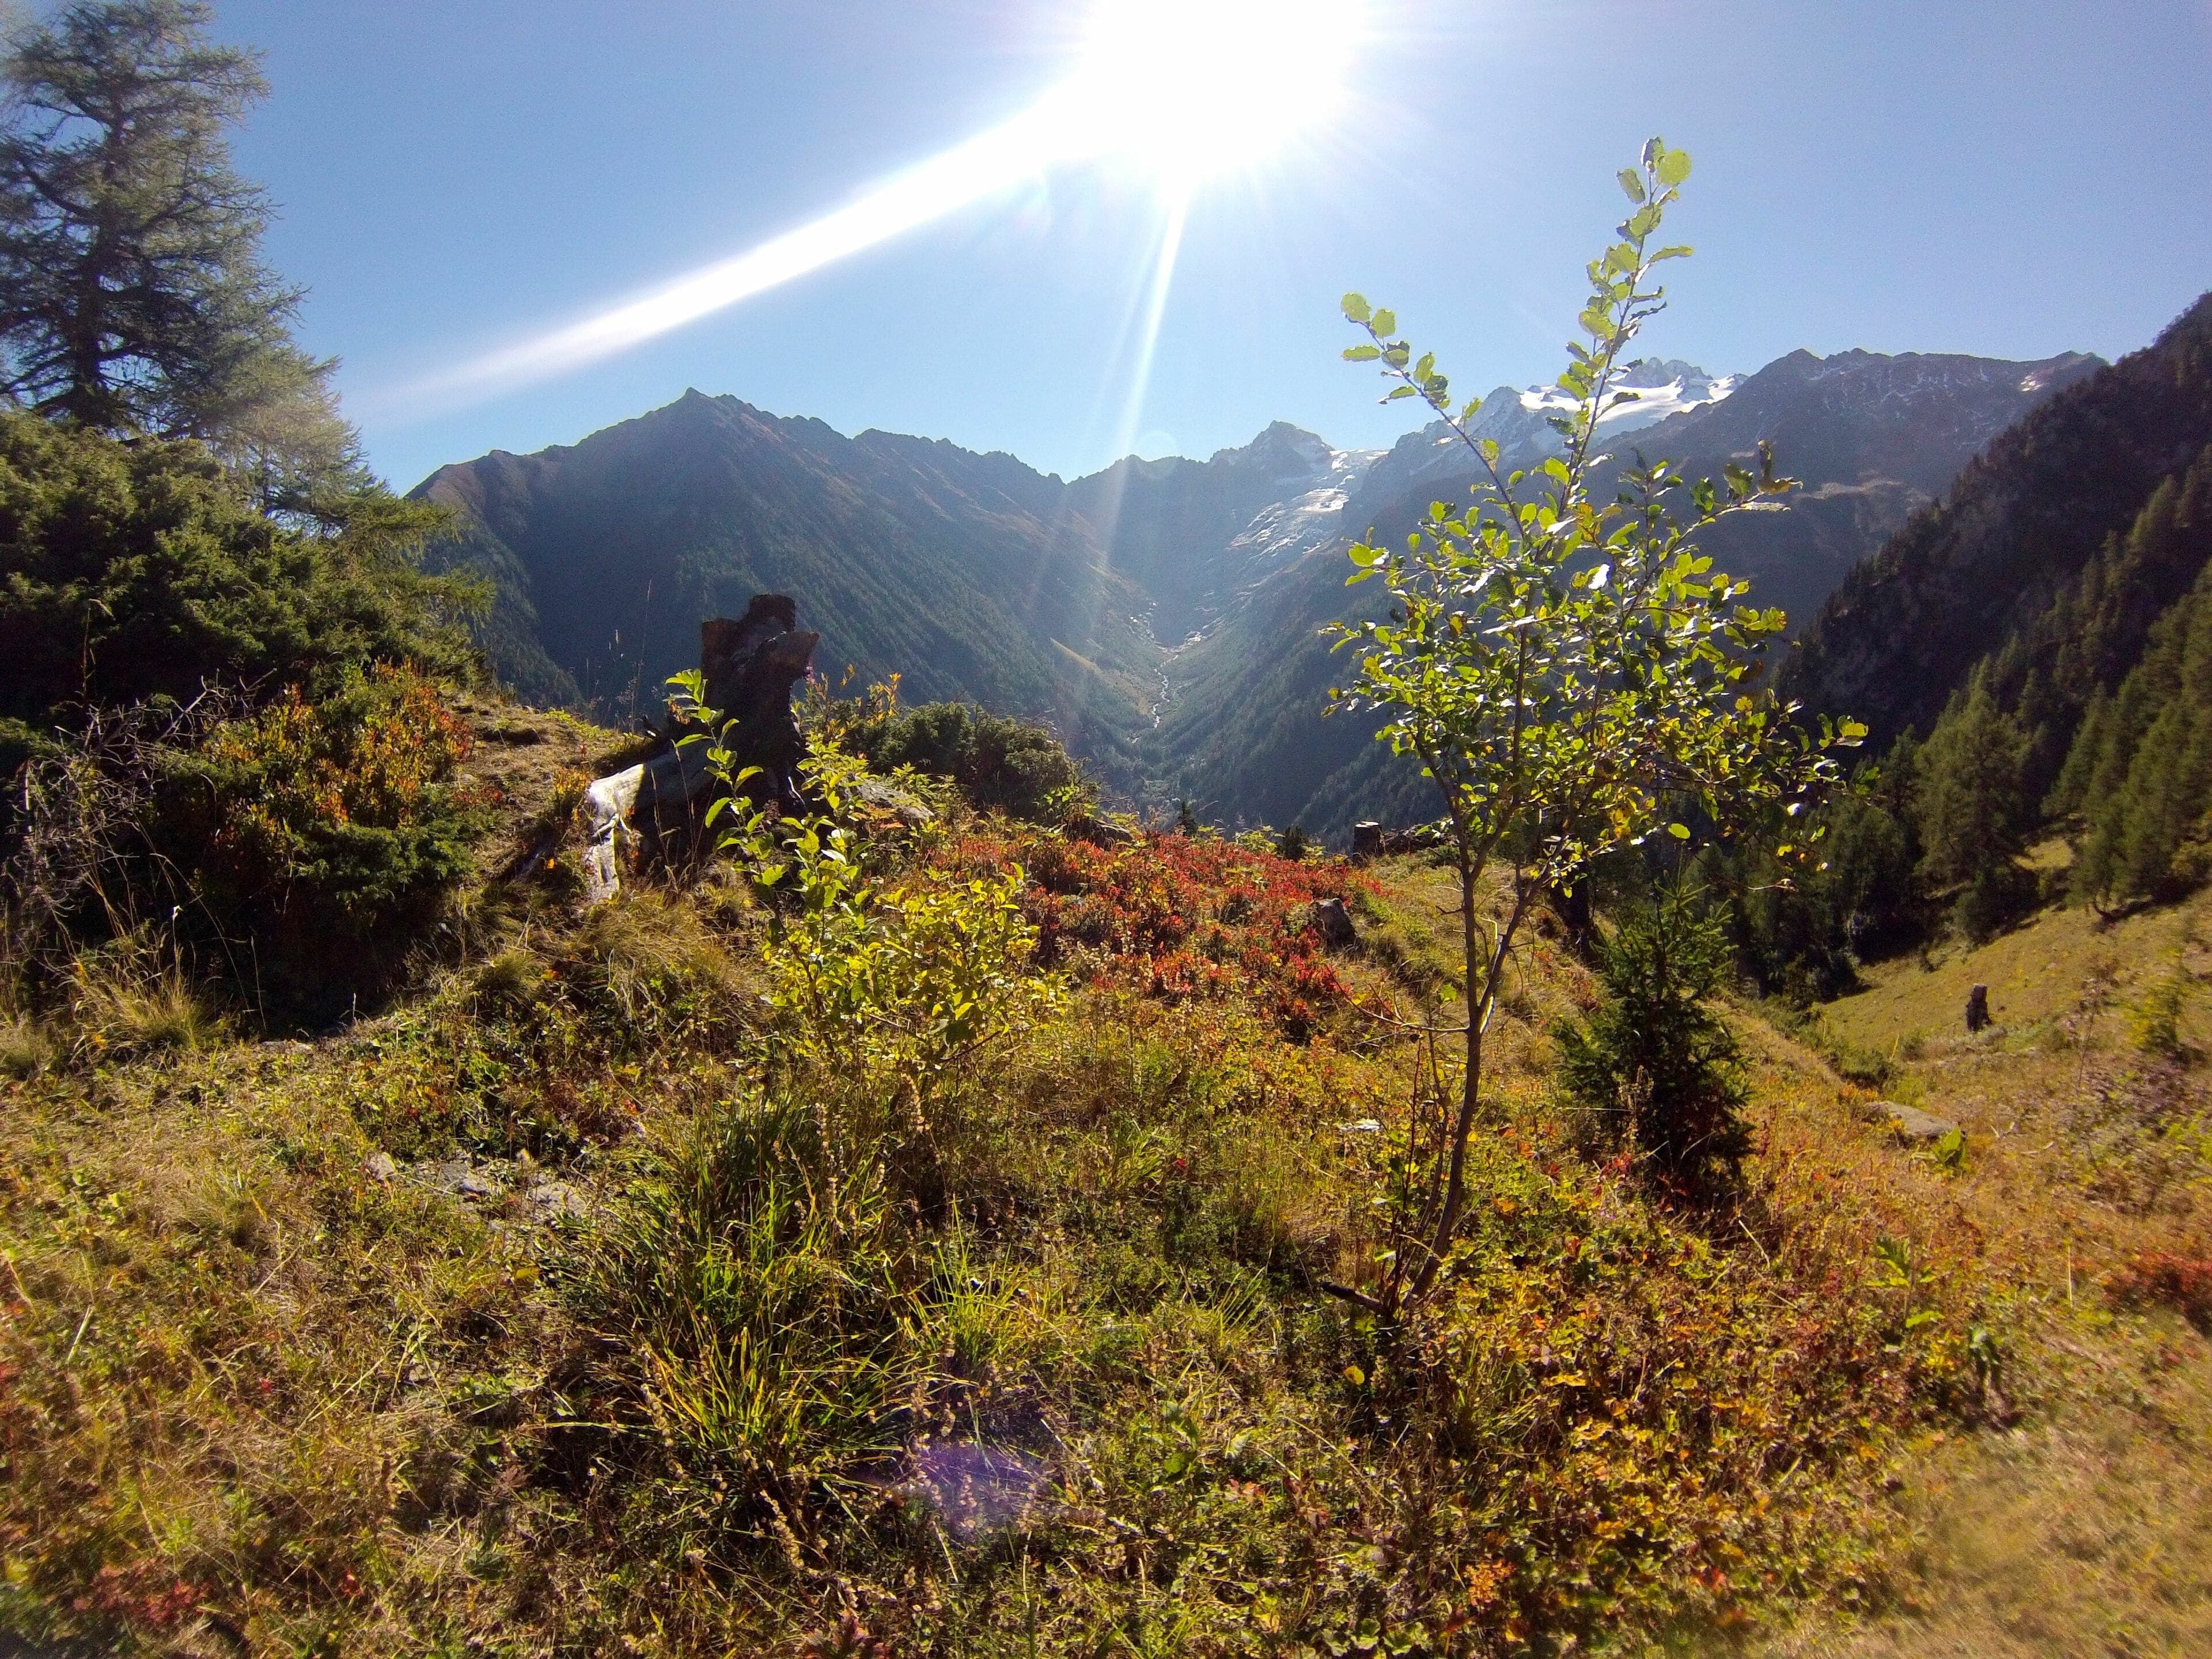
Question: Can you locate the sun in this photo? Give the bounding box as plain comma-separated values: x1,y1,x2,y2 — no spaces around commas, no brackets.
395,0,1368,411
1054,0,1359,190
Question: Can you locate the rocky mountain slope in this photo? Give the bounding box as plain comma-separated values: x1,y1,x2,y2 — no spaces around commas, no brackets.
1152,345,2100,837
417,343,2099,832
1785,295,2212,747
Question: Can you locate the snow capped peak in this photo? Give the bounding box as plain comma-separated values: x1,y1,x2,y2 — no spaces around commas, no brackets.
1516,358,1736,433
1221,421,1383,492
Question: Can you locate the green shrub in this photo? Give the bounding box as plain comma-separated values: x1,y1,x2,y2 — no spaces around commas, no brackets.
2128,968,2192,1059
5,665,487,1020
844,700,1087,823
1556,888,1749,1194
151,666,485,993
0,412,475,744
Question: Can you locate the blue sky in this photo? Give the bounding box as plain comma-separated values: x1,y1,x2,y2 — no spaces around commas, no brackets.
210,0,2212,494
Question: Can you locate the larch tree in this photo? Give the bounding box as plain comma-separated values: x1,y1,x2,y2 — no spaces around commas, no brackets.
0,0,357,513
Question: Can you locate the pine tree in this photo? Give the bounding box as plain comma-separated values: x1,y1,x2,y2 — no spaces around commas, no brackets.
1914,670,2029,890
1557,885,1749,1195
2069,567,2212,905
0,0,346,490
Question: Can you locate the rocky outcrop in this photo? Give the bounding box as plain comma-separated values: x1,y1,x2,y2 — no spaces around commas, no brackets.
581,596,819,902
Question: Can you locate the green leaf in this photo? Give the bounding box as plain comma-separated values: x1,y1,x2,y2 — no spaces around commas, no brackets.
1371,308,1397,336
1342,344,1381,361
1342,292,1372,323
1617,168,1646,203
1668,823,1690,839
1656,147,1693,186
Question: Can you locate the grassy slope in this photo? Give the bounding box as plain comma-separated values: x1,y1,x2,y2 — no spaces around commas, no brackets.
2,720,2207,1657
1755,892,2212,1657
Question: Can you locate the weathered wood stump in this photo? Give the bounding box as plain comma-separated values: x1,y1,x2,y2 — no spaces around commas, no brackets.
581,596,819,902
1965,983,1991,1033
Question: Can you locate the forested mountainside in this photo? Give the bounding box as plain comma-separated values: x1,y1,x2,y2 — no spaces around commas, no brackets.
414,395,1386,797
414,391,1164,790
1785,293,2212,750
1748,294,2212,948
1154,346,2098,838
418,347,2096,835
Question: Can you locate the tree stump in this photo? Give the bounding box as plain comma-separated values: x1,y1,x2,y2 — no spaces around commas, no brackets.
580,596,819,902
1965,983,1991,1033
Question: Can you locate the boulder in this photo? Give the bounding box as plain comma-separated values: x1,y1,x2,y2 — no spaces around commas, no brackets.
854,774,935,828
1874,1101,1961,1142
1309,896,1358,949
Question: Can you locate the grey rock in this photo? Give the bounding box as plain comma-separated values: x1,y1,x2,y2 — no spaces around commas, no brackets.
1876,1102,1961,1142
362,1151,398,1184
424,1157,506,1199
520,1173,589,1221
1309,896,1357,949
855,774,935,827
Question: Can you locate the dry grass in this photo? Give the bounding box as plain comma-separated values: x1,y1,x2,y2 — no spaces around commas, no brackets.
5,757,2210,1657
70,965,225,1055
1737,891,2212,1659
1754,1312,2212,1658
0,1009,54,1077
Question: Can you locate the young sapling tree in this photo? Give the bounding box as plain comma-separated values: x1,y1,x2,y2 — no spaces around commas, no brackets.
1331,139,1863,1306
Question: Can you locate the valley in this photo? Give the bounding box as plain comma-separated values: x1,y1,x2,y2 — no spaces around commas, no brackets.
418,343,2097,835
2,6,2207,1654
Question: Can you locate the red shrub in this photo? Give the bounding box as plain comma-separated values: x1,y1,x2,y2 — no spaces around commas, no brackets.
2105,1249,2212,1330
942,828,1374,1036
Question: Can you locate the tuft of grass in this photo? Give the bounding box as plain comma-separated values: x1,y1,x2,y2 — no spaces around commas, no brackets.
0,1005,55,1077
569,889,752,1025
71,967,224,1054
2127,966,2192,1059
468,946,548,1010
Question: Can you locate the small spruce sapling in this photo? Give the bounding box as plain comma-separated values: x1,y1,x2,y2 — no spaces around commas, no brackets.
1555,884,1749,1195
1330,139,1862,1305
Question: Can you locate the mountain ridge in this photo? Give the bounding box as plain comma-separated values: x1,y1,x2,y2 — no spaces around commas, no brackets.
416,341,2103,831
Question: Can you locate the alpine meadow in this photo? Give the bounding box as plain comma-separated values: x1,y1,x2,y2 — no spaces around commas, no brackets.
2,6,2209,1659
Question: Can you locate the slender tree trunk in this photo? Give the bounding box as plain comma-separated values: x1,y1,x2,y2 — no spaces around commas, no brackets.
1414,857,1486,1298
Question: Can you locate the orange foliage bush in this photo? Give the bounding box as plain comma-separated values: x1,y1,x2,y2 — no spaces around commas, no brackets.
942,827,1374,1037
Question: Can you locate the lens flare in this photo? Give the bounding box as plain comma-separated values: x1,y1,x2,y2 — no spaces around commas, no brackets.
386,0,1361,416
1057,0,1354,187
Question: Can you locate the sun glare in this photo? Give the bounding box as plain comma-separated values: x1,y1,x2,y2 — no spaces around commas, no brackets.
385,0,1363,415
1056,0,1355,188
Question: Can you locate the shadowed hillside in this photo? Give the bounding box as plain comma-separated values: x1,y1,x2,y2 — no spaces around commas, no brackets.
1153,346,2099,839
1785,294,2212,746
